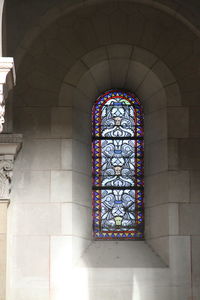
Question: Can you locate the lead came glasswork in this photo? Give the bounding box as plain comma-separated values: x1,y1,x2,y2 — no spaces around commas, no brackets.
92,90,144,239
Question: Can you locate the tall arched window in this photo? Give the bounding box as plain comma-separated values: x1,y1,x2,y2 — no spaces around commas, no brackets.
92,90,144,239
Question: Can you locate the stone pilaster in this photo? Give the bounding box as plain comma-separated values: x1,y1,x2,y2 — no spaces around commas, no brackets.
0,134,22,300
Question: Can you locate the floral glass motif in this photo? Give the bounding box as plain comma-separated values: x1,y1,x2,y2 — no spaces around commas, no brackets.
92,90,144,239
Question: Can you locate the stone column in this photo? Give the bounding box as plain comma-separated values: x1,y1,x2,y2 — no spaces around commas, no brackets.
0,134,22,300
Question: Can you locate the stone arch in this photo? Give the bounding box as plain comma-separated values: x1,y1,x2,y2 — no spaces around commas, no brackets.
14,0,200,72
8,2,200,298
56,45,180,265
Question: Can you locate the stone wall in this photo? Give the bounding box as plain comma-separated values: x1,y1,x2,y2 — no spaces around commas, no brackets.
0,201,8,300
3,0,200,56
4,1,200,300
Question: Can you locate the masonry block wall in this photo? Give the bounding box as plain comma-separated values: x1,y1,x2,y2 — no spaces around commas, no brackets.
1,1,200,300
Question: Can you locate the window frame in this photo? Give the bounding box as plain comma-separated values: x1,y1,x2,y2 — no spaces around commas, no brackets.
92,89,144,240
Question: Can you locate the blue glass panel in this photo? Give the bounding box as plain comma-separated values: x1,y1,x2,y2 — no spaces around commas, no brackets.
92,90,144,239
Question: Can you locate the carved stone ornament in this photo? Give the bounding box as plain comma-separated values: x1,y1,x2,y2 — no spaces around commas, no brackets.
0,57,15,132
0,134,22,200
0,158,13,199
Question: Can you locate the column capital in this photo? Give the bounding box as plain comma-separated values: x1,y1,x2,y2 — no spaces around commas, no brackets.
0,134,22,200
0,57,15,132
0,57,15,85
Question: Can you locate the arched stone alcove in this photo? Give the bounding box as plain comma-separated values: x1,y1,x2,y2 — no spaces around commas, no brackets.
56,45,180,267
6,1,200,299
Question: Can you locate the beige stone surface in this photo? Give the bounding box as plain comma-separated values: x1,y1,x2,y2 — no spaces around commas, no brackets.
145,170,190,207
145,172,168,207
147,237,169,266
72,204,92,239
90,61,111,92
167,107,189,138
179,138,200,170
192,236,200,299
92,13,111,46
79,241,165,268
5,1,200,300
12,170,51,203
8,287,49,300
179,204,200,235
15,139,61,171
168,171,190,203
126,61,149,92
58,83,74,107
165,84,181,107
182,90,200,106
61,203,92,239
152,60,176,86
168,139,179,170
72,140,91,175
88,268,171,300
82,47,108,68
10,235,49,279
72,172,91,208
168,203,179,235
51,107,72,138
144,108,167,144
27,70,60,93
50,236,73,290
190,171,200,203
11,203,61,235
14,86,58,107
110,11,128,44
107,44,132,59
14,107,51,138
77,70,99,99
110,59,130,88
71,236,91,265
0,202,7,234
190,107,200,137
140,20,163,51
44,39,75,70
64,61,88,86
0,235,6,300
61,203,72,235
144,88,167,114
132,46,157,68
149,204,169,238
58,28,86,59
145,139,168,175
169,236,191,286
0,202,8,300
61,139,72,170
137,69,163,100
73,110,90,144
51,170,72,203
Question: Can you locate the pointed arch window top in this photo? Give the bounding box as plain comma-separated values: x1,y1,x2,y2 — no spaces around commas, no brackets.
92,90,144,240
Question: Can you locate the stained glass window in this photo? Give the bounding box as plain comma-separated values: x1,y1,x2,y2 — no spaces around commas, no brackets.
92,89,144,240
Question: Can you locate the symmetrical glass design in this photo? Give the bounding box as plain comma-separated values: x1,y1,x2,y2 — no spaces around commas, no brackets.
92,90,144,239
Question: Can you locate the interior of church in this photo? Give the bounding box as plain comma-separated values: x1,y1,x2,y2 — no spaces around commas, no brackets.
0,0,199,299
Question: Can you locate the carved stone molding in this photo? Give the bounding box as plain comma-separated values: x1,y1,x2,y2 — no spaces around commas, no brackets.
0,158,14,199
0,57,15,132
0,134,22,200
